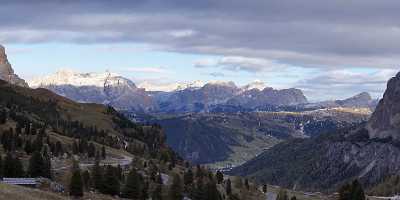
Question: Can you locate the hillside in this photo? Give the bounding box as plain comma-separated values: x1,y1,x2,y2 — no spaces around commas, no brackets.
149,109,369,168
230,72,400,194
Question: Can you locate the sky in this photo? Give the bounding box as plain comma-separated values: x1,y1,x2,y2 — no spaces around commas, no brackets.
1,0,400,101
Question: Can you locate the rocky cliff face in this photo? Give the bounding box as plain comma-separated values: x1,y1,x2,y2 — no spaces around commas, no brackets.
0,45,28,87
367,72,400,140
335,92,373,108
227,87,308,108
30,70,157,111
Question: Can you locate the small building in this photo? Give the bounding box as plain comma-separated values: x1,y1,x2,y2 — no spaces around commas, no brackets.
1,178,39,187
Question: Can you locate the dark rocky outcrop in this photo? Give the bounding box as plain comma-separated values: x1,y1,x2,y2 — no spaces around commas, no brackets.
0,45,28,87
367,72,400,140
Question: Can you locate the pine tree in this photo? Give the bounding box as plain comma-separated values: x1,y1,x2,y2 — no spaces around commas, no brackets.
101,146,106,159
0,109,7,124
277,189,289,200
351,180,365,200
82,170,92,191
3,153,24,178
226,179,232,196
28,151,45,177
216,171,224,184
244,179,250,190
43,153,52,179
168,173,183,200
101,165,120,196
3,154,14,177
338,180,365,200
290,196,297,200
263,184,267,193
152,183,163,200
192,177,205,200
54,141,63,157
13,156,25,178
205,180,221,200
72,141,79,155
184,169,194,186
24,140,33,155
196,165,204,178
122,168,144,199
0,156,3,178
92,155,103,191
69,162,84,197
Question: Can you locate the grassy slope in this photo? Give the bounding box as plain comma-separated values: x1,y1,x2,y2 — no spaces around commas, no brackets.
0,183,119,200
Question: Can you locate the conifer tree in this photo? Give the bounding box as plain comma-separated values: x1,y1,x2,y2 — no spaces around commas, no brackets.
152,183,163,200
216,171,224,184
122,168,144,199
277,189,289,200
226,179,232,196
263,184,267,193
0,109,6,124
338,180,365,200
13,156,25,178
205,180,221,200
82,170,92,191
43,153,52,179
0,156,3,178
28,151,45,177
168,173,183,200
244,179,250,190
69,161,84,197
101,165,120,196
101,146,106,159
24,140,33,155
92,156,104,191
192,177,205,200
184,169,194,186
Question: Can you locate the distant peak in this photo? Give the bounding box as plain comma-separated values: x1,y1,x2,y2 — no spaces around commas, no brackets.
242,80,266,91
29,69,131,88
350,92,372,100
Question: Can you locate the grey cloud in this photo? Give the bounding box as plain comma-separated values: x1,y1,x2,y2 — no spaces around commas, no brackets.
295,69,398,101
209,72,225,77
1,1,400,69
194,56,287,73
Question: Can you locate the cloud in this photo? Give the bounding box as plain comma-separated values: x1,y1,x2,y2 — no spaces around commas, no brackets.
123,67,168,74
296,69,398,101
1,1,400,70
194,56,287,73
209,72,225,77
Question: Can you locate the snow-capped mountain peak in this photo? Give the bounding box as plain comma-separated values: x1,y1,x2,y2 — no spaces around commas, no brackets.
29,69,136,89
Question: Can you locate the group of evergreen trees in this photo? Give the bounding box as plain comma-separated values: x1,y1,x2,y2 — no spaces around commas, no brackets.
0,150,51,179
338,179,365,200
71,139,105,159
69,155,124,197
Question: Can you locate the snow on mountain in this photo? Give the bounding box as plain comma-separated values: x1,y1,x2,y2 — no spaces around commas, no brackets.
28,69,157,111
241,80,266,91
138,80,204,92
29,69,136,89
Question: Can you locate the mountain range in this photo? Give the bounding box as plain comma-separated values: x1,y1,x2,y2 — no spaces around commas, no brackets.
29,69,379,114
